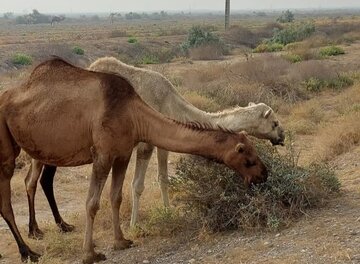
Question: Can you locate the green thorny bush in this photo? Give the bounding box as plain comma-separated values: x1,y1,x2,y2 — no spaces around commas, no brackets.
181,25,228,55
170,133,340,232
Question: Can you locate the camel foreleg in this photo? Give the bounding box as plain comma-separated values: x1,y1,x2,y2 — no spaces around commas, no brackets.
157,148,170,207
0,122,40,262
130,143,154,227
82,148,111,264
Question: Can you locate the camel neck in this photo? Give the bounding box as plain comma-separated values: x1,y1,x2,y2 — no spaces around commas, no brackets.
206,107,258,133
131,98,230,161
171,98,257,133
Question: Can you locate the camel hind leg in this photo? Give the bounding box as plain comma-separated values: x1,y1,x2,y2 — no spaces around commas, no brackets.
0,122,40,262
26,160,74,239
40,164,74,232
111,155,132,250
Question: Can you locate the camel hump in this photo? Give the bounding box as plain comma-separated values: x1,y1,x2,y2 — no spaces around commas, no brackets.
100,72,137,112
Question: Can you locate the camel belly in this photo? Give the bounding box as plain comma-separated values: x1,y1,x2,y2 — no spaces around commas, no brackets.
6,105,95,166
10,122,94,166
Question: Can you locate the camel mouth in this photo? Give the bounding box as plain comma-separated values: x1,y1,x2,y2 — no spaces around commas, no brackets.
271,139,285,146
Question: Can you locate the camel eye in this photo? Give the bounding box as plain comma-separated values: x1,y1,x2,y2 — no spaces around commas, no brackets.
273,121,279,128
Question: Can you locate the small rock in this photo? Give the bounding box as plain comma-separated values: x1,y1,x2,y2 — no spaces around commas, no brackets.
143,260,150,264
301,249,306,253
264,241,273,247
353,254,360,260
207,249,212,253
350,230,358,236
189,259,196,263
275,233,280,237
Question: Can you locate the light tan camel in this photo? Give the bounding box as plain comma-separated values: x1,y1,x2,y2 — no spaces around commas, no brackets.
0,58,267,263
24,57,285,238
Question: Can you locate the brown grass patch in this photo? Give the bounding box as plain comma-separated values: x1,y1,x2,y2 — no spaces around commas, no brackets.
183,91,220,112
189,45,224,60
313,112,360,161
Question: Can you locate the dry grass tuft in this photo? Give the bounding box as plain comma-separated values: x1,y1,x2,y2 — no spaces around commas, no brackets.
189,45,224,60
313,112,360,161
183,91,221,112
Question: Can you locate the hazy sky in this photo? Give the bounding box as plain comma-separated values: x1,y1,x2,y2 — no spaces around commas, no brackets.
1,0,359,13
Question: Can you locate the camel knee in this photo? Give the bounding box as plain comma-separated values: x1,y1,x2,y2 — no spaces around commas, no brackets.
132,179,145,197
25,176,37,194
87,200,100,218
158,171,169,185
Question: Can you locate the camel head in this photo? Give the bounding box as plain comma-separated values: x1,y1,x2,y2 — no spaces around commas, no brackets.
248,102,285,146
222,131,268,186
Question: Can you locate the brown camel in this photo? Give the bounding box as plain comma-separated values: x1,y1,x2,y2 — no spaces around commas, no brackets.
0,58,267,263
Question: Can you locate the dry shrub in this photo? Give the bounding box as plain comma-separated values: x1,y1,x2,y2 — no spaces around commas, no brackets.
314,111,360,161
137,206,186,237
39,214,83,262
230,55,306,102
118,42,179,65
225,23,283,48
183,91,221,112
287,60,337,82
189,44,224,60
225,25,259,48
109,30,127,38
232,55,290,84
287,103,325,135
171,138,340,232
317,21,360,42
292,47,318,61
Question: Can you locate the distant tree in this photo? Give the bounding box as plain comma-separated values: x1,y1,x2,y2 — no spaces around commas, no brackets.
109,12,121,24
125,12,141,20
15,9,50,24
3,12,14,19
253,11,267,17
277,10,295,23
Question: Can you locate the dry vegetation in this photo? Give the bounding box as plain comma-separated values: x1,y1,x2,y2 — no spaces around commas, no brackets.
1,9,360,264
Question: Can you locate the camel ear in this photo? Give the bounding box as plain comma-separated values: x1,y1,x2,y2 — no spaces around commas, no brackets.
248,102,256,106
264,109,272,119
235,143,245,153
240,131,248,136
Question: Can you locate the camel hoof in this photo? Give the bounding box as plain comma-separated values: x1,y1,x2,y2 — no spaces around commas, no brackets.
21,249,41,262
113,239,133,250
28,228,44,240
58,221,75,233
82,252,106,264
